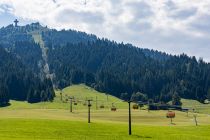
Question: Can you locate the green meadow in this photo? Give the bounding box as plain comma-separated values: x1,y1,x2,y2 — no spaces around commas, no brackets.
0,84,210,140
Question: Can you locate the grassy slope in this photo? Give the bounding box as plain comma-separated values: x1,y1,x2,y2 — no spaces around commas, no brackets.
1,84,210,125
3,84,127,110
181,99,210,114
60,84,127,109
1,84,210,139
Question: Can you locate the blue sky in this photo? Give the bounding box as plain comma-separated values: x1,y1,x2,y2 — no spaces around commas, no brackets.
0,0,210,62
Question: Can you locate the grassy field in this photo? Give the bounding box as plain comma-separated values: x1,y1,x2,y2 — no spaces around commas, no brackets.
0,119,210,140
0,84,210,140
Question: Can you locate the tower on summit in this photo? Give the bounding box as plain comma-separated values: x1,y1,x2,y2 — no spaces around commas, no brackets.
14,19,19,27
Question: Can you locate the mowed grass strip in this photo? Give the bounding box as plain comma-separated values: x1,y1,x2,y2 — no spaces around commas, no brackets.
0,119,210,140
1,108,210,126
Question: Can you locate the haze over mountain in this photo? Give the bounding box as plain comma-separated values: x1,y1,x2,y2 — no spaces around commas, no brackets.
0,23,210,106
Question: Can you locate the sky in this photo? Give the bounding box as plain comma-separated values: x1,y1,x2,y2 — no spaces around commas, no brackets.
0,0,210,62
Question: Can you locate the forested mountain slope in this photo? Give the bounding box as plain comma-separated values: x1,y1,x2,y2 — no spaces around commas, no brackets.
0,22,210,103
0,47,55,106
47,40,210,102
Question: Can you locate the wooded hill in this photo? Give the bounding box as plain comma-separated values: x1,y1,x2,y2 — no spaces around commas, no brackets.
47,40,210,103
0,23,210,105
0,47,54,106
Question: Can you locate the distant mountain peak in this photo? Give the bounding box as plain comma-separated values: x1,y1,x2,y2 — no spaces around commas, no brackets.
27,22,48,29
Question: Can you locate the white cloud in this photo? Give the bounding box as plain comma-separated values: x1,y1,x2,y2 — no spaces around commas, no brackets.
0,7,3,14
0,0,210,61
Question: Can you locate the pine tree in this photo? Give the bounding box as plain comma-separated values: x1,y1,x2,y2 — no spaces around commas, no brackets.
172,93,182,106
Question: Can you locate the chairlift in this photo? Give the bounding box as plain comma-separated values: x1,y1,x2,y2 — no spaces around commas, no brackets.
111,103,117,111
100,105,105,108
133,104,139,110
111,107,117,111
166,111,176,124
166,111,175,118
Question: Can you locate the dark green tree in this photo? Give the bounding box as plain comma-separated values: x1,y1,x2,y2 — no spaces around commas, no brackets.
172,93,182,106
120,93,129,101
131,92,148,102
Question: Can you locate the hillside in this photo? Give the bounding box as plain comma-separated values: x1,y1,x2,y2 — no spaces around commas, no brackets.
48,40,210,103
1,84,210,139
60,84,127,109
0,47,54,106
5,84,126,110
181,99,210,114
1,84,210,124
0,23,210,104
